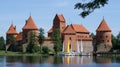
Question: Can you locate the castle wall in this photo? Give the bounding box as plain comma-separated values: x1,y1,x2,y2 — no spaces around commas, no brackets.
42,39,54,51
64,34,77,52
96,31,112,52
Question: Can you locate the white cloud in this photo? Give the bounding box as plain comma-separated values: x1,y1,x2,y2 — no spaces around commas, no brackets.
55,1,69,7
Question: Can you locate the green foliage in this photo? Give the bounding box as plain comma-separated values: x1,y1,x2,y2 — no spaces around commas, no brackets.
27,32,40,53
38,28,45,53
54,56,62,64
51,29,62,54
112,32,120,50
112,34,117,49
74,0,109,18
0,36,5,50
90,33,95,38
32,44,40,53
7,44,17,52
6,35,16,45
17,46,22,52
42,46,49,54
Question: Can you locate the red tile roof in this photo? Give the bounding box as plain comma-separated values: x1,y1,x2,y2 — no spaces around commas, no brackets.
71,24,89,33
63,25,76,34
16,32,22,41
48,28,53,33
96,19,111,32
22,16,38,30
6,24,18,35
54,14,65,22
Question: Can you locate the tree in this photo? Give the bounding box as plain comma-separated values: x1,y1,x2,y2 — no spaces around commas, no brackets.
112,34,117,50
90,33,95,38
0,36,5,50
38,28,45,53
42,46,49,54
6,35,17,52
74,0,109,18
27,31,40,53
6,35,16,45
116,32,120,49
51,29,62,54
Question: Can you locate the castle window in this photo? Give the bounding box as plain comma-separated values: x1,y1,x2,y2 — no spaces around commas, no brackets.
107,40,109,42
102,40,104,42
82,36,83,38
100,36,102,38
106,36,108,38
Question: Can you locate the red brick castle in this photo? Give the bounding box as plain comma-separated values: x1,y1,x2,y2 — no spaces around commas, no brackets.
6,14,112,53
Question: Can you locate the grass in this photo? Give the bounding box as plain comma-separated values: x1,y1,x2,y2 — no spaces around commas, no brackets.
0,50,49,56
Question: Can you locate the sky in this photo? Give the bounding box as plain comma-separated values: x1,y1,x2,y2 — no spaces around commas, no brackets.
0,0,120,39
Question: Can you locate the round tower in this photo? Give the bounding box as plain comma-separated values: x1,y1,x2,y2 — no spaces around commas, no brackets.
6,24,18,44
22,16,38,43
96,19,112,52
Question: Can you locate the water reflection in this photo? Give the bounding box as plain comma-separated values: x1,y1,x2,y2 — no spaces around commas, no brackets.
0,56,120,67
5,56,114,64
95,56,112,63
62,56,93,64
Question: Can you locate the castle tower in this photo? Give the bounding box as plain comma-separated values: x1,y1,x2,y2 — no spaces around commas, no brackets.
48,14,66,37
6,24,18,44
96,18,112,52
6,24,18,37
22,16,38,43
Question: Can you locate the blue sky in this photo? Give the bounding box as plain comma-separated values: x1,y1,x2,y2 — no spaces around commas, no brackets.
0,0,120,39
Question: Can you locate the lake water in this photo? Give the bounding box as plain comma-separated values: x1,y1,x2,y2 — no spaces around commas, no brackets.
0,56,120,67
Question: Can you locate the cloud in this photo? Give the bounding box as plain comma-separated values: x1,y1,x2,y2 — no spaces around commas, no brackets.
55,1,69,7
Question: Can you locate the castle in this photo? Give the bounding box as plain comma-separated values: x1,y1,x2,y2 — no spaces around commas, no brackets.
6,14,112,53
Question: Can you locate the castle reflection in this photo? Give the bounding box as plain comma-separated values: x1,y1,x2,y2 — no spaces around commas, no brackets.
62,56,93,64
3,56,113,65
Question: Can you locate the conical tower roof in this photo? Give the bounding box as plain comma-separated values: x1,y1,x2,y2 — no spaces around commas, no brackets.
22,16,38,30
96,19,111,32
6,24,18,35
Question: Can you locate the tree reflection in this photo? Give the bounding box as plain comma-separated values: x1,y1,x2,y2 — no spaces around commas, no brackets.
53,56,62,64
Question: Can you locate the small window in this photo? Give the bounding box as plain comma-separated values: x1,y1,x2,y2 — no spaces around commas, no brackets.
82,36,83,38
106,36,108,38
100,36,102,38
102,40,104,42
107,40,109,42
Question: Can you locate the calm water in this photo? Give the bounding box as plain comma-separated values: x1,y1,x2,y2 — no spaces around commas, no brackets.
0,56,120,67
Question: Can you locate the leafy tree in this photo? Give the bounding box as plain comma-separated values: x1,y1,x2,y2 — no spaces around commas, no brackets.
38,28,45,53
42,46,49,54
51,29,62,54
116,32,120,49
112,34,117,50
0,36,5,50
74,0,109,18
27,31,40,53
6,35,17,52
6,35,16,45
90,33,95,38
